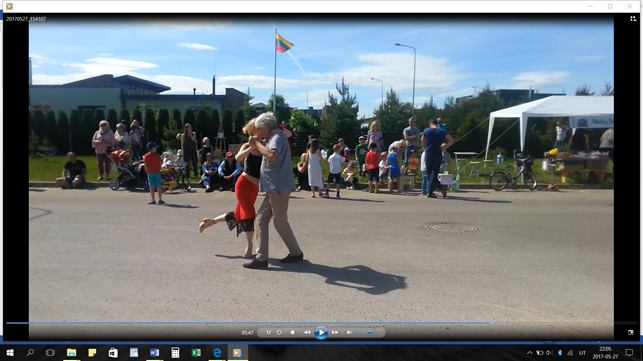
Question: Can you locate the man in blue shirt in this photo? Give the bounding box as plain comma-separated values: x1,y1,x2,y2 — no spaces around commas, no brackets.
421,119,454,198
218,151,241,192
201,152,221,193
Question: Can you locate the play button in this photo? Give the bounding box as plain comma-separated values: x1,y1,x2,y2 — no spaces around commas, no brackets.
315,326,328,340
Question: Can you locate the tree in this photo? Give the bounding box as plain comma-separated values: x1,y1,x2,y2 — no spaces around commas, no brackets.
94,108,105,126
184,109,195,127
601,82,614,96
210,109,220,140
132,109,142,127
44,110,57,151
172,109,182,129
234,110,246,143
320,79,361,148
144,109,157,142
240,90,258,120
195,109,210,141
157,109,170,134
56,111,70,154
29,130,40,156
119,109,131,128
222,110,234,144
80,109,95,155
414,98,439,130
162,117,181,150
107,109,119,131
69,110,81,153
373,89,413,146
31,110,46,142
290,111,319,138
267,94,291,124
575,84,594,96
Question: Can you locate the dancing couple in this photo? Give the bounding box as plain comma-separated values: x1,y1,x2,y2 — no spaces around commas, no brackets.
199,112,305,269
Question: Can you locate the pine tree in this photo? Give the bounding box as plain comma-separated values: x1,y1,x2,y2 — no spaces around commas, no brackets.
56,111,70,154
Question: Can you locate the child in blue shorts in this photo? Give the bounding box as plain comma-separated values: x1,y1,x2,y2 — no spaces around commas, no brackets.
143,142,165,205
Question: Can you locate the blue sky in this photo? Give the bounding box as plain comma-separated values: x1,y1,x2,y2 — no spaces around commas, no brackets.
29,18,614,118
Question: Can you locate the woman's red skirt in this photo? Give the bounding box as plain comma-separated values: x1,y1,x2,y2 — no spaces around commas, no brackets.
234,174,259,222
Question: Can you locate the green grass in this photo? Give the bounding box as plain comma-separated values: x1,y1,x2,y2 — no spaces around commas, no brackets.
30,155,612,186
28,156,201,183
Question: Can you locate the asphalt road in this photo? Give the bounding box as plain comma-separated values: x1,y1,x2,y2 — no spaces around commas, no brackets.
28,187,614,339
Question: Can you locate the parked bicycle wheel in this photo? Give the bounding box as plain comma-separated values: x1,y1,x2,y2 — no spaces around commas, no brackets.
489,171,507,191
523,172,537,191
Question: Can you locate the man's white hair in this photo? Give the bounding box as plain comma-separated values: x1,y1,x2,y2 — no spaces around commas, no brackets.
255,112,276,129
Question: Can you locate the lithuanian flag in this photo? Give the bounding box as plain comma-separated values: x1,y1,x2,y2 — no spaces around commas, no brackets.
275,33,294,53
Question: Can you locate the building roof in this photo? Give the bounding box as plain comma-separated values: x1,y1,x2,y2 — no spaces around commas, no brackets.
45,74,171,93
124,94,225,101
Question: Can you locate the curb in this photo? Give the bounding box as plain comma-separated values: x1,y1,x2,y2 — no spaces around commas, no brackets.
29,181,612,190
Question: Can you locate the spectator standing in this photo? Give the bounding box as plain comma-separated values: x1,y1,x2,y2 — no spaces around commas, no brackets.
327,144,345,198
403,116,420,165
143,142,164,205
367,120,384,152
91,120,116,180
365,143,380,193
307,138,326,198
355,135,368,176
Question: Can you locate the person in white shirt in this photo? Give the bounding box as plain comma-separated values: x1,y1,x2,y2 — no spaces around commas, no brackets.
378,151,389,184
420,149,428,195
327,144,346,198
554,121,567,149
599,127,614,164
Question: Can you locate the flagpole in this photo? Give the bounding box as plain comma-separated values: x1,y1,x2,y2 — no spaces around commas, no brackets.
273,27,277,113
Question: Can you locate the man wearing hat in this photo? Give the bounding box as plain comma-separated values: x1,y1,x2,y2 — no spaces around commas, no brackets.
218,151,241,192
403,116,420,166
354,135,368,177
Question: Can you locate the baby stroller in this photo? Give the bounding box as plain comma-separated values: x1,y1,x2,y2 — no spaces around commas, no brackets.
109,149,147,191
160,150,191,192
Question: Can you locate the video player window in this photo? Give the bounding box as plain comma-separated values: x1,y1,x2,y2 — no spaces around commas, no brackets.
7,9,638,343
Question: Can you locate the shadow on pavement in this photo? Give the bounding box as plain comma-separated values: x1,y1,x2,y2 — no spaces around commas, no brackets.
29,207,52,221
29,188,47,192
327,197,385,203
443,195,512,204
266,260,407,295
163,204,200,209
215,254,255,260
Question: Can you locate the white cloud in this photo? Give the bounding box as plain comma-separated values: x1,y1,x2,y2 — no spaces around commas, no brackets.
29,54,56,68
286,89,333,110
97,52,114,57
63,57,158,75
336,52,463,91
178,42,217,51
574,55,608,62
512,71,571,88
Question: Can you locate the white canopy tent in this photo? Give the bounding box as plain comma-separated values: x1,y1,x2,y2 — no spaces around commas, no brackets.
485,95,614,159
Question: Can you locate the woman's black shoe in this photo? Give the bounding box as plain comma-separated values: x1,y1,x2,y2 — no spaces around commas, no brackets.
243,259,269,269
280,253,304,263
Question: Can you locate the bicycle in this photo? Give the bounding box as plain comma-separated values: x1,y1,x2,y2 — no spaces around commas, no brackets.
489,150,537,191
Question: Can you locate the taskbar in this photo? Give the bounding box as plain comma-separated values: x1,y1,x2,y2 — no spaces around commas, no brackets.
0,344,640,361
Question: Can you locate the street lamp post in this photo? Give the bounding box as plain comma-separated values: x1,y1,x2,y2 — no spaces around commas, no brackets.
395,42,416,115
370,77,384,107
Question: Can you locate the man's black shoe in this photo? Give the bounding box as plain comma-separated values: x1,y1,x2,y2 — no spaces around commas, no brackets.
205,187,215,193
243,259,268,269
280,253,304,263
427,193,437,198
